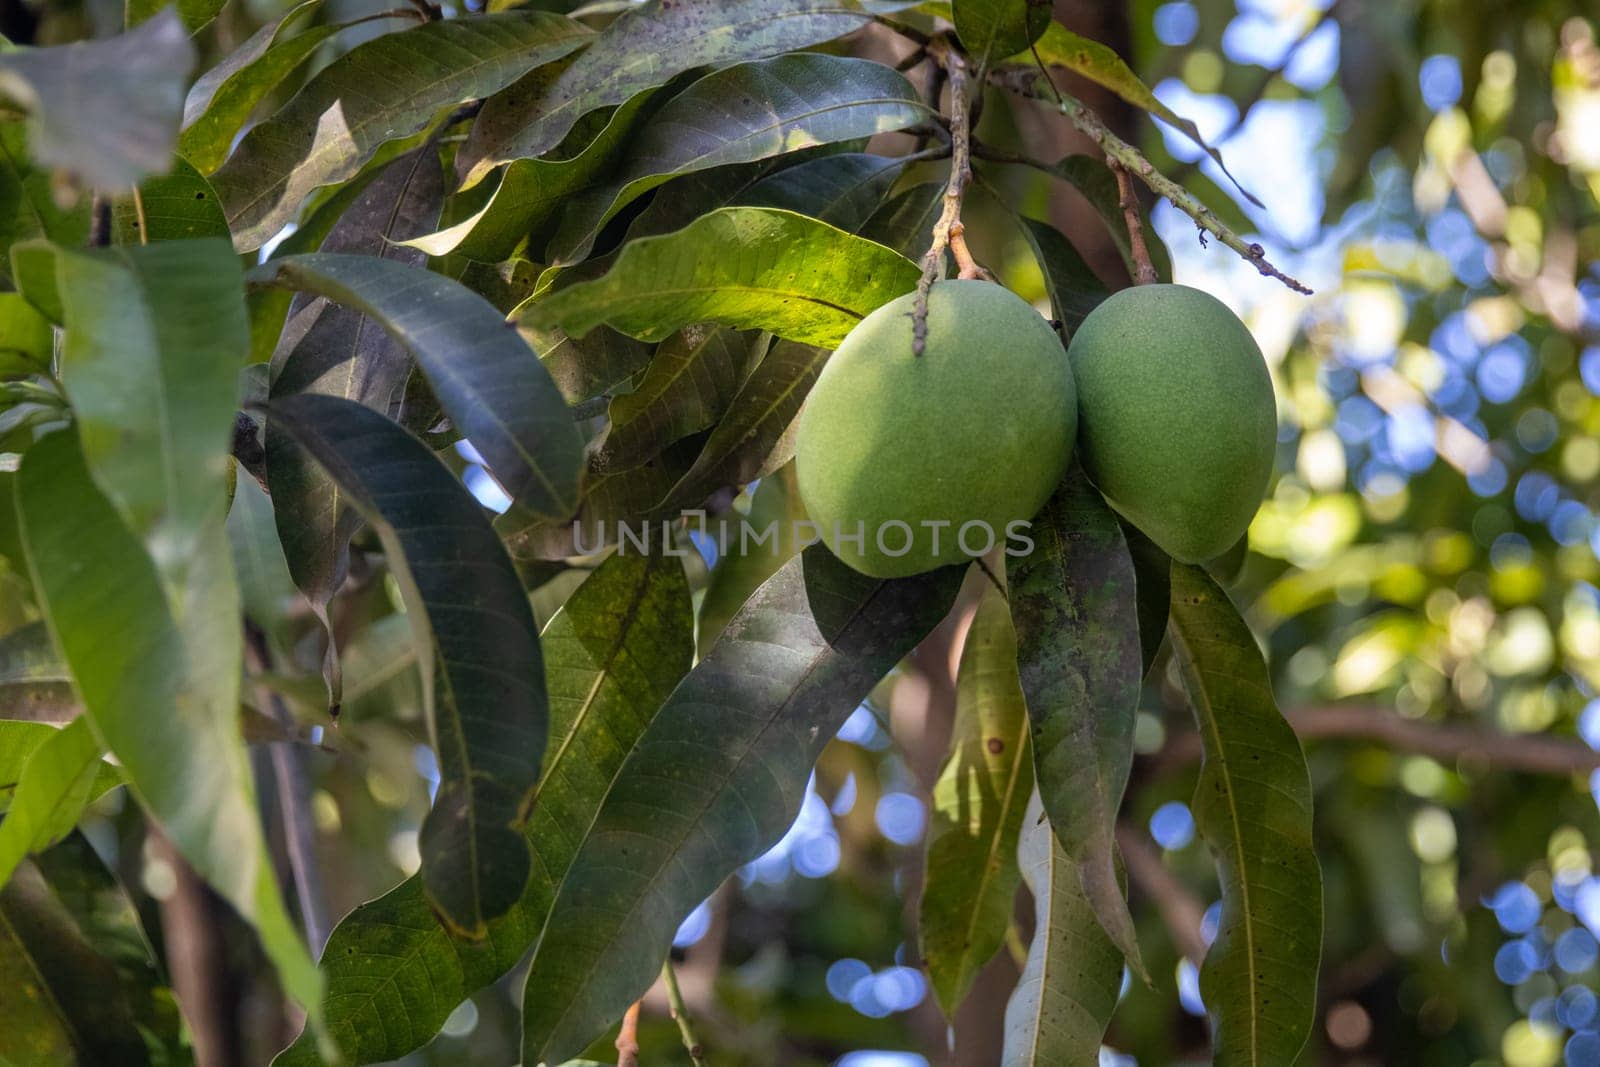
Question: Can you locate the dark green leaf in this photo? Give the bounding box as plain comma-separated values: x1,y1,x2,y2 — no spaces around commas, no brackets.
269,394,547,936
1002,792,1123,1064
1017,216,1107,334
696,464,807,651
522,207,919,348
953,0,1051,65
459,0,911,183
1033,155,1171,283
17,430,321,1011
276,548,692,1066
0,12,196,190
527,321,654,405
1168,563,1322,1066
0,125,88,282
1122,521,1170,677
735,151,906,232
111,157,229,244
521,545,964,1064
1007,472,1144,976
500,448,690,562
859,178,944,258
921,586,1033,1017
544,54,928,264
256,253,584,521
211,12,594,250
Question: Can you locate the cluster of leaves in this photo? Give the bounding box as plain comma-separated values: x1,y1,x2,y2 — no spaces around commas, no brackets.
0,0,1336,1064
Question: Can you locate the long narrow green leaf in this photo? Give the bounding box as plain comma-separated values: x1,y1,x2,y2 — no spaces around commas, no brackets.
921,585,1033,1017
1007,472,1144,977
275,548,693,1066
256,253,584,521
0,718,100,892
1017,216,1107,334
1168,563,1322,1066
735,152,906,232
0,12,195,190
212,12,594,250
1002,792,1123,1065
545,54,928,264
17,430,320,1013
270,394,546,937
459,0,911,184
522,207,919,348
521,545,964,1065
696,465,807,651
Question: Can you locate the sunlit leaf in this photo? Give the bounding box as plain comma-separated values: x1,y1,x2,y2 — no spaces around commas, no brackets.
1168,563,1322,1066
921,585,1034,1016
522,207,919,348
0,719,102,891
270,394,547,936
212,11,594,250
1007,472,1144,976
521,545,964,1065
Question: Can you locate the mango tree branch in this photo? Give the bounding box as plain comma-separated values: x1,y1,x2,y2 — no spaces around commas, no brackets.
992,67,1313,295
912,36,988,356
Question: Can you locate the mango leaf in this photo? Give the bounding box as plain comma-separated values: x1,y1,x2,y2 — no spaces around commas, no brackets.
1122,521,1170,676
1034,155,1171,283
860,178,944,258
662,339,829,509
269,394,546,936
1017,216,1107,334
1028,24,1261,206
696,464,807,651
523,207,919,348
46,238,243,584
953,0,1051,65
264,148,443,706
544,54,929,264
459,0,910,183
1007,472,1144,977
0,832,186,1066
921,585,1033,1017
735,151,906,232
17,430,321,1012
500,446,691,562
411,86,660,262
256,253,584,522
128,0,224,33
228,474,302,651
211,11,594,250
528,321,653,405
0,12,196,190
521,545,964,1065
111,157,229,244
595,326,759,473
0,291,51,381
1002,792,1123,1064
1168,563,1322,1066
180,1,355,174
275,548,693,1066
0,125,88,284
0,716,112,896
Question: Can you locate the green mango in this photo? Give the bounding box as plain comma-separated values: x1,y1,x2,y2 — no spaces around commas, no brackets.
1067,284,1276,564
795,280,1076,578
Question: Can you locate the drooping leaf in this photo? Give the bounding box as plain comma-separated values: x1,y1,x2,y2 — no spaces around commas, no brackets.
523,207,919,348
255,253,585,521
1001,792,1123,1065
953,0,1051,65
180,1,357,174
211,11,594,250
276,548,693,1067
0,125,88,285
735,151,907,232
0,12,196,190
661,339,829,509
111,157,230,244
459,0,911,183
544,54,928,264
1028,25,1261,206
0,718,101,891
264,148,444,705
1168,563,1322,1066
1017,216,1107,334
521,545,964,1065
0,832,187,1066
921,585,1034,1017
1007,472,1144,976
269,394,547,937
17,430,321,1012
595,326,760,473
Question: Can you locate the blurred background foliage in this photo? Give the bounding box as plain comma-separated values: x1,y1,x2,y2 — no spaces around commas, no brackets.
4,0,1600,1064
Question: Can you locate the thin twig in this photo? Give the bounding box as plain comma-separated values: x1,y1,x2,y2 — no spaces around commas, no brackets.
615,1000,642,1067
661,959,707,1066
1109,161,1158,284
913,37,989,356
992,68,1313,295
